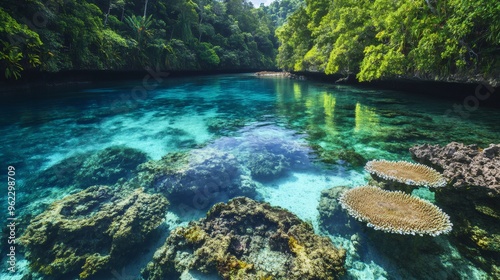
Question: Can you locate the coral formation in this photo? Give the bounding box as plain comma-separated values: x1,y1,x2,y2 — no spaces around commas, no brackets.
317,186,361,236
338,186,452,236
311,145,367,168
210,124,312,180
410,142,500,276
319,187,487,279
29,146,149,190
75,146,149,186
365,159,447,192
126,148,258,208
206,117,246,135
20,186,168,279
142,197,345,280
410,142,500,194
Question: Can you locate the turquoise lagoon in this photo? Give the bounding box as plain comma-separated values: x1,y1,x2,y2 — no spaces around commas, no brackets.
1,74,499,279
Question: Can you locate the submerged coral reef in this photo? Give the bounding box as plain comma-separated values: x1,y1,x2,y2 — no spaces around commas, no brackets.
20,186,168,279
125,148,258,210
319,186,488,280
143,197,346,280
28,146,149,190
410,142,500,276
365,159,446,192
311,145,367,168
210,124,312,180
339,186,452,236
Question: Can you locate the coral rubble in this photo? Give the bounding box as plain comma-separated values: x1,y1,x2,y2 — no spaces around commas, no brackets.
143,197,345,280
365,159,446,192
338,186,452,236
20,186,168,279
410,142,500,276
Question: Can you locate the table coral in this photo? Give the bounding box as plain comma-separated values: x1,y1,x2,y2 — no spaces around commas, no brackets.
19,186,168,279
365,159,446,193
339,186,452,236
142,197,345,280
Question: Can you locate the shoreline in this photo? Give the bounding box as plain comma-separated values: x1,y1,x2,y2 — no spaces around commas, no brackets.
1,69,499,107
292,71,500,108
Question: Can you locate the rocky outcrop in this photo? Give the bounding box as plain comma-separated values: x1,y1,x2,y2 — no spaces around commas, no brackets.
410,142,500,277
143,197,346,280
410,142,500,196
20,186,168,279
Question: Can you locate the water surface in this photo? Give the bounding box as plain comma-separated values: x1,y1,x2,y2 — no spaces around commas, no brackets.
1,74,498,279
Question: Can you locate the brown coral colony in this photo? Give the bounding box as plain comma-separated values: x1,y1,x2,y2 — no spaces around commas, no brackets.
339,186,452,236
365,159,447,188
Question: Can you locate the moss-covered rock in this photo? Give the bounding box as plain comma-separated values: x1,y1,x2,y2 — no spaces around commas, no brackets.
19,186,168,279
29,146,149,190
142,197,346,280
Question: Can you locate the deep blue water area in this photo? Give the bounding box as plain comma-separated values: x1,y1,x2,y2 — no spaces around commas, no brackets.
1,74,499,279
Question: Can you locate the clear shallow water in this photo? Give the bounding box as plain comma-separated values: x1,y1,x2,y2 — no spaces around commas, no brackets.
1,74,499,279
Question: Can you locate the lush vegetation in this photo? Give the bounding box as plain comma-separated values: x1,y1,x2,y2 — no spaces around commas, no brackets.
277,0,500,82
2,0,498,83
0,0,278,79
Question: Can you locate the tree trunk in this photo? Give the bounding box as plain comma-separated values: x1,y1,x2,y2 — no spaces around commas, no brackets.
104,0,112,27
143,0,149,18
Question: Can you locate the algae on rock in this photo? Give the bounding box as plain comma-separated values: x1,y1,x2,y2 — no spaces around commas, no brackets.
20,186,169,279
143,197,345,280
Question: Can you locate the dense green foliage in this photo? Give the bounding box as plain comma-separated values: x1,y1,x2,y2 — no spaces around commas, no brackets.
3,0,498,82
277,0,500,82
0,0,278,79
263,0,303,26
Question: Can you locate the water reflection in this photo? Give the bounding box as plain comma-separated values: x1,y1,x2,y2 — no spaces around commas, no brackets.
354,102,379,133
323,93,338,136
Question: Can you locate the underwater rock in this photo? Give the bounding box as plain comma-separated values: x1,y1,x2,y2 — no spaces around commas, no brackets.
206,117,246,135
311,145,367,168
20,186,168,279
410,142,500,194
142,197,346,280
30,146,149,190
365,228,485,280
75,146,149,187
410,142,500,276
210,124,312,180
127,148,258,209
318,186,361,236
